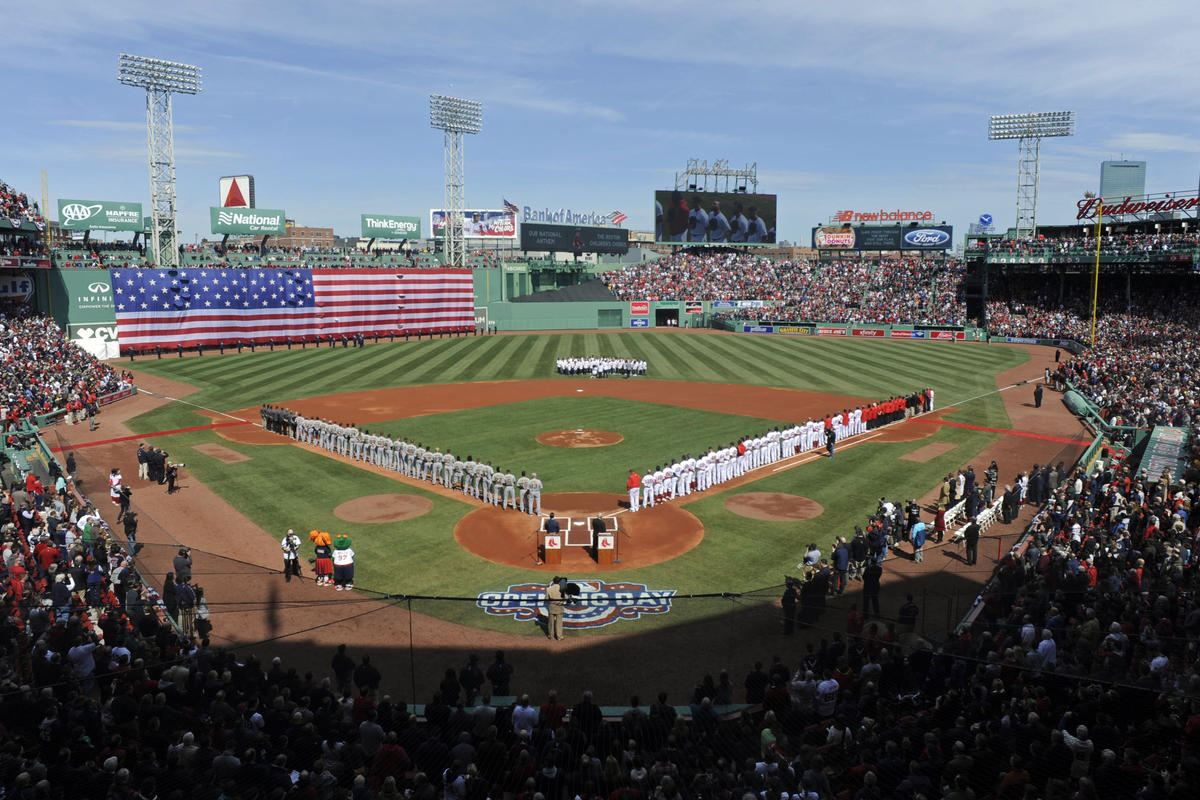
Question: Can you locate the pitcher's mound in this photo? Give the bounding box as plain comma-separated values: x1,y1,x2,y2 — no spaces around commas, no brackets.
334,494,434,523
536,429,624,448
455,492,702,571
725,492,823,522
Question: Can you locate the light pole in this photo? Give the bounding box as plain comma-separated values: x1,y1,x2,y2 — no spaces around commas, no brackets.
988,111,1075,240
118,54,202,268
430,94,482,269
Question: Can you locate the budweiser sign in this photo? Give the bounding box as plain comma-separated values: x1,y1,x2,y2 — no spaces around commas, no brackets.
1077,195,1200,220
836,208,933,223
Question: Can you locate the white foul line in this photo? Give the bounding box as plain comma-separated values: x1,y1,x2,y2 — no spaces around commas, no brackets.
135,388,250,423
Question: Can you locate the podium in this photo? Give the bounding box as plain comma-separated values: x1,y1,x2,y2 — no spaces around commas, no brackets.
542,530,562,565
595,531,615,564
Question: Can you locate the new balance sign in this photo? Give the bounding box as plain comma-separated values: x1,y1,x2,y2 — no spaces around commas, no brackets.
210,207,287,235
58,199,143,232
361,214,421,239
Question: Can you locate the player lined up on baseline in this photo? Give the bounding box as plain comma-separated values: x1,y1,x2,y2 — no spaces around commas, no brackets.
626,389,934,512
277,413,544,515
556,356,647,378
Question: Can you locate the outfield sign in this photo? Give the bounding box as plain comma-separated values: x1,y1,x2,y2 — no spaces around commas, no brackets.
630,301,649,315
851,328,884,337
210,207,287,235
630,318,649,328
817,327,847,336
477,580,676,629
520,222,629,254
361,214,421,239
712,300,736,309
0,273,34,301
743,325,773,333
777,325,811,335
890,329,925,339
58,199,143,232
684,301,703,314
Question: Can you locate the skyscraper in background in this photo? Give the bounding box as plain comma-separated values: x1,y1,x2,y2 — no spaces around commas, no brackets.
1100,160,1147,202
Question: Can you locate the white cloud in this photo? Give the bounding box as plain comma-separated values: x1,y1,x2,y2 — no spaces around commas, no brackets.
52,119,200,133
1107,133,1200,154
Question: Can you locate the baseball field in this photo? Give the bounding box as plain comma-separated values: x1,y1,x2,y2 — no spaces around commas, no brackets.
62,330,1088,700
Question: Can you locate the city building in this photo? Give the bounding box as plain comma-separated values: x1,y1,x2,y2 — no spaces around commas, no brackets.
1100,160,1147,206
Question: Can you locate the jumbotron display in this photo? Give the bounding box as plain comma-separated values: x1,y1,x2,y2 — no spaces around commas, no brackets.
654,190,776,245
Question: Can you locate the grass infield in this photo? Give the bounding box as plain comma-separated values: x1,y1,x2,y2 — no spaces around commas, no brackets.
122,332,1028,633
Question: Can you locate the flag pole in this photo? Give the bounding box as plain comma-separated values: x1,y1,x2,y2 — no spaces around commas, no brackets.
1091,199,1102,347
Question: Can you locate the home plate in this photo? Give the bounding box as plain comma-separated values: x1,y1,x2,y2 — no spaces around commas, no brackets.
576,389,583,392
573,520,584,526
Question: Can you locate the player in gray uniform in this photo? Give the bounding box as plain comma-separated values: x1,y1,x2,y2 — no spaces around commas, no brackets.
479,462,494,503
429,448,443,484
528,473,543,516
452,457,465,491
405,441,417,476
502,469,517,509
464,457,478,497
293,414,305,441
517,472,531,513
442,452,455,487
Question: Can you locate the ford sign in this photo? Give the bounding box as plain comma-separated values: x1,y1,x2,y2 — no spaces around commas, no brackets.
902,228,951,249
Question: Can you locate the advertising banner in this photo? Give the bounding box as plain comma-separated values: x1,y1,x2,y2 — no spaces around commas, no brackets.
900,225,954,250
684,301,703,314
711,300,736,309
519,222,630,255
58,199,143,232
654,190,776,244
0,273,34,301
851,328,885,337
737,300,765,308
361,214,421,239
812,225,903,250
630,318,649,328
890,329,926,339
210,207,287,235
776,326,812,335
817,327,847,336
928,330,960,340
0,257,50,269
430,209,517,239
743,325,774,334
630,301,649,315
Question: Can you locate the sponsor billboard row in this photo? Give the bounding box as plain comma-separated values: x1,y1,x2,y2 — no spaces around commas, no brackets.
361,214,421,239
811,224,953,250
430,209,517,239
210,207,287,235
519,222,629,255
57,200,143,232
654,190,776,245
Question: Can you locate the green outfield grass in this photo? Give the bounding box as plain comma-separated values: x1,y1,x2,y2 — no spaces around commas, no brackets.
369,396,790,492
119,331,1030,634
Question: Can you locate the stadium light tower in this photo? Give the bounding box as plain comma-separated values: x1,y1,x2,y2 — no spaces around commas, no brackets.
430,94,482,268
118,54,202,268
988,111,1075,240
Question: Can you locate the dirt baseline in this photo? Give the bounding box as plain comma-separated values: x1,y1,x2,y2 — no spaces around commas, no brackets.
536,429,623,448
455,492,703,571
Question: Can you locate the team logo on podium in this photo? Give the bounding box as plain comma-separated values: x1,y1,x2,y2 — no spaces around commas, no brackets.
477,580,676,629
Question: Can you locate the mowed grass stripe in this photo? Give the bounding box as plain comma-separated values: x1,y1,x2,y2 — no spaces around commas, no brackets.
701,334,803,385
622,334,683,380
453,334,518,378
674,335,761,384
404,337,485,384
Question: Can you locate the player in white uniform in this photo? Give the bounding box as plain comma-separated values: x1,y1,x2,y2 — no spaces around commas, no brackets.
642,467,656,509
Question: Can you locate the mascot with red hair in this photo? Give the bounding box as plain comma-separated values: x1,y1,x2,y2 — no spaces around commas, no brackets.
309,530,333,586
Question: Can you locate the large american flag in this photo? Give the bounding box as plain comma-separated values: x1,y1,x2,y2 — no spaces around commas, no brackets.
110,267,475,349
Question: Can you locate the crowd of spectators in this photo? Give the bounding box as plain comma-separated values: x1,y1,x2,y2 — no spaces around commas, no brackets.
1,180,42,224
54,242,508,271
1,313,129,428
605,254,963,326
2,441,1197,800
988,230,1200,258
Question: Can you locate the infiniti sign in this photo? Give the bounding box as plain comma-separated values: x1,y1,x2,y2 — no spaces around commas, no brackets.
903,228,951,248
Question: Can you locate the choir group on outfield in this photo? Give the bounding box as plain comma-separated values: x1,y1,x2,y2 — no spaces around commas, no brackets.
261,405,544,514
555,356,647,378
626,389,933,512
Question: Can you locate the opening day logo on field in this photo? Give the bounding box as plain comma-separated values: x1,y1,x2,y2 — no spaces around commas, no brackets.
477,580,676,629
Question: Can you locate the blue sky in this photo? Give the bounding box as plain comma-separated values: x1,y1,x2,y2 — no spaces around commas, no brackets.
8,0,1200,243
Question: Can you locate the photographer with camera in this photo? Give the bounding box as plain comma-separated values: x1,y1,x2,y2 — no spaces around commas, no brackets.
173,547,193,583
165,461,183,494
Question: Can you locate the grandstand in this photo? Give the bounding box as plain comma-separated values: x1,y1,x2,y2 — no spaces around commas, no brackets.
6,108,1200,800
